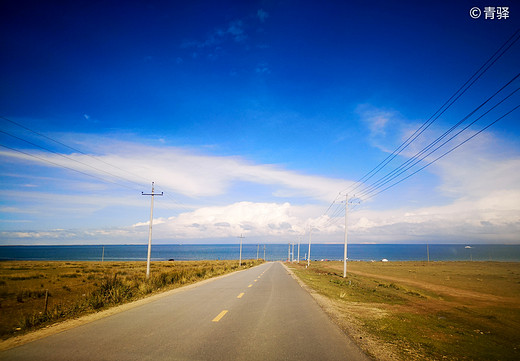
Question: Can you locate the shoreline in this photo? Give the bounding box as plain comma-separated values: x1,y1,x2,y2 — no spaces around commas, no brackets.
2,244,520,263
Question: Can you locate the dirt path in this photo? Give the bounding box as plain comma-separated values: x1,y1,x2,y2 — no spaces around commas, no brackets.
348,270,518,306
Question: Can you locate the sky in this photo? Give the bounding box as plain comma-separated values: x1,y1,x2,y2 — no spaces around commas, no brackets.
1,0,519,245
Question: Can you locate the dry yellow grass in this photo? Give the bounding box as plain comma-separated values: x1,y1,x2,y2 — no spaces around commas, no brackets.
288,261,520,361
0,259,263,339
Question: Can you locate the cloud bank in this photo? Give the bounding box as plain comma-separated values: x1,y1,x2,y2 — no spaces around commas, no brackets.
1,129,519,245
0,139,350,202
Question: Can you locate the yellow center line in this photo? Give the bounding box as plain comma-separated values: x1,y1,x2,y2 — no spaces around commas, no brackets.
212,310,228,322
248,284,253,288
254,279,258,282
237,292,244,299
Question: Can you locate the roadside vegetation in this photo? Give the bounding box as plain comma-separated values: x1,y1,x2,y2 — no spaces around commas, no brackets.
288,261,520,361
0,259,263,339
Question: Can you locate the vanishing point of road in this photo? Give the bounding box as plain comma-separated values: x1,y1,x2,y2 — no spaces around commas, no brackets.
1,262,370,361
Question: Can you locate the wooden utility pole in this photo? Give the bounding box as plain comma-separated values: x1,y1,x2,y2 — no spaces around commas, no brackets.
343,194,348,278
238,234,244,266
142,182,163,279
307,227,312,268
297,236,301,263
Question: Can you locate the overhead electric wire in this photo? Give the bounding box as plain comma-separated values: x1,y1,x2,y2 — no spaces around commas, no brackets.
1,116,193,213
0,129,145,192
314,28,520,236
1,116,152,188
323,193,341,216
339,28,520,197
320,200,347,229
0,144,140,190
153,181,193,214
358,87,520,199
321,197,363,230
363,104,520,201
357,73,520,198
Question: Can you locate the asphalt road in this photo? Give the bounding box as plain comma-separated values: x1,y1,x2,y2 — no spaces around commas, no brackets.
2,262,370,361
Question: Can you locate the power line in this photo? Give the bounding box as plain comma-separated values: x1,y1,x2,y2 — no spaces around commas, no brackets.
315,29,520,237
359,87,519,199
1,116,152,187
317,28,520,228
0,144,139,190
0,129,146,191
153,182,194,214
1,116,193,213
339,28,520,197
357,74,520,198
363,104,520,201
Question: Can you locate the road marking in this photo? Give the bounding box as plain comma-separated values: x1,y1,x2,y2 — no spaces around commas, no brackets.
237,292,244,299
212,310,228,322
254,279,258,282
248,284,253,288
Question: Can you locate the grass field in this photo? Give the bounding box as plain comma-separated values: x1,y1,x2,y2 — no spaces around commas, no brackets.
288,261,520,361
0,259,263,339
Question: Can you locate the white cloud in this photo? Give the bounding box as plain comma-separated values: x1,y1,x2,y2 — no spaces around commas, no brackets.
0,139,350,202
431,134,520,199
346,101,519,241
0,201,342,244
162,202,301,238
341,131,520,243
355,104,409,154
2,127,518,245
129,201,345,241
356,104,394,136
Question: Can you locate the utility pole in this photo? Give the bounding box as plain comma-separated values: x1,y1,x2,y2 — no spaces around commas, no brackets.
238,234,244,266
257,244,259,260
263,244,266,261
297,237,301,263
307,227,312,268
142,182,163,279
343,194,348,278
288,243,290,262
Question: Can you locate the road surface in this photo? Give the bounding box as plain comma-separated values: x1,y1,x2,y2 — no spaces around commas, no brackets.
2,262,370,360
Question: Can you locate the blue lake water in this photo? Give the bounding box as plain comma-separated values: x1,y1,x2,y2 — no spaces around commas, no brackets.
1,244,519,262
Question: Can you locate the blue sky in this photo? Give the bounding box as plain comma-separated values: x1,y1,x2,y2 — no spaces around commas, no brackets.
1,0,519,245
